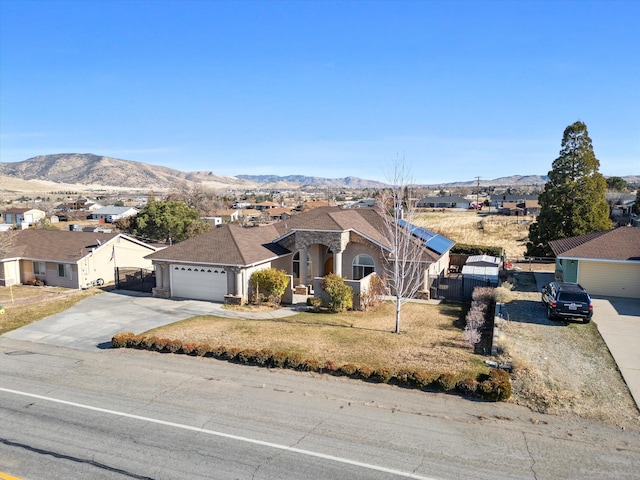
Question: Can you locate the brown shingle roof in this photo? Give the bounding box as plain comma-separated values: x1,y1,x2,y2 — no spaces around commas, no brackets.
549,228,640,260
272,206,391,248
146,223,290,266
0,229,120,262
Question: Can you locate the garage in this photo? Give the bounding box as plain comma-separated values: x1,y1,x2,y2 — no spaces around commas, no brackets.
171,265,228,302
578,261,640,299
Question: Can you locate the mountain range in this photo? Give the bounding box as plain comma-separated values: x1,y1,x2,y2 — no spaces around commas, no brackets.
1,153,637,191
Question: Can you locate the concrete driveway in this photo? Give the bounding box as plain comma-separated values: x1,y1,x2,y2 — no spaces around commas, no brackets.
592,296,640,411
2,290,301,351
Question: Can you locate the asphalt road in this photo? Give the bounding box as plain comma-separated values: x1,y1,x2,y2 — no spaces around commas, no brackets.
1,337,639,480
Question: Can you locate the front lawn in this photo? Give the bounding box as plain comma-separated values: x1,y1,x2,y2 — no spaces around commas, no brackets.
144,301,488,377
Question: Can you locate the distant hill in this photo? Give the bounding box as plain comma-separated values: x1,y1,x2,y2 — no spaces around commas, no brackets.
236,174,388,189
1,153,637,191
0,154,251,190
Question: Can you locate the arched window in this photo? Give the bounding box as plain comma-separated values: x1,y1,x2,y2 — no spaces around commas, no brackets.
352,254,375,280
293,251,311,278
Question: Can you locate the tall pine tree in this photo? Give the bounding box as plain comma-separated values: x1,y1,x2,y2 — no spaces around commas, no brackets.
527,121,610,256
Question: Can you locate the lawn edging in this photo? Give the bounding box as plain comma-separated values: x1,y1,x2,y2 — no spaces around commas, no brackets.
111,332,512,401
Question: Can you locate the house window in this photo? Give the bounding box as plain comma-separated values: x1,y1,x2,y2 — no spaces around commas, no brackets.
58,264,72,278
292,251,311,278
33,261,46,275
352,254,375,280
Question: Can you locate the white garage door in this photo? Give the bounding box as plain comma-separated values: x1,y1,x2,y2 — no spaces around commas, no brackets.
171,265,227,301
578,261,640,299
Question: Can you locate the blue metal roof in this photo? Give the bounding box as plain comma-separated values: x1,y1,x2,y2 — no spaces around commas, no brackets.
398,219,455,255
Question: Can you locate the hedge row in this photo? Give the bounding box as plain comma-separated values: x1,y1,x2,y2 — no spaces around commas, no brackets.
451,243,503,257
111,332,511,401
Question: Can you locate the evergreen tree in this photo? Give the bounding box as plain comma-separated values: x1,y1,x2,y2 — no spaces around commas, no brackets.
527,121,610,256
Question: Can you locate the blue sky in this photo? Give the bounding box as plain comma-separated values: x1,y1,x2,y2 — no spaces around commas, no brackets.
1,0,638,184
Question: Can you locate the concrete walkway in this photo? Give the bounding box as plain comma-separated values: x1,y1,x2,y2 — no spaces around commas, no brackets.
591,297,640,411
2,290,305,351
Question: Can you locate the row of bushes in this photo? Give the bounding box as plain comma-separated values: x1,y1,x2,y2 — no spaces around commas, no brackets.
462,286,495,348
451,243,503,257
112,333,511,401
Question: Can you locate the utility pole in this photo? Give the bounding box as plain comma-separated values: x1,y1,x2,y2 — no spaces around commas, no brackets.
475,176,481,209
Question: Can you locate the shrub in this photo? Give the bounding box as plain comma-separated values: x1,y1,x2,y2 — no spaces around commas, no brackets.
436,372,458,392
166,339,183,353
456,377,479,396
195,343,212,356
322,273,353,312
211,345,227,358
300,358,321,371
250,268,289,305
111,332,134,348
152,338,170,352
142,336,158,349
493,286,513,304
356,364,375,379
307,296,323,312
222,347,242,361
323,360,340,374
181,342,197,355
412,370,437,389
284,353,303,369
271,351,288,368
254,349,274,366
451,244,503,257
360,274,387,311
338,363,358,377
479,369,512,401
372,367,394,384
237,348,258,364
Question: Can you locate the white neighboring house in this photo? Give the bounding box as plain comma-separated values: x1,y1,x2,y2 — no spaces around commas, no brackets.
91,206,138,223
2,208,46,229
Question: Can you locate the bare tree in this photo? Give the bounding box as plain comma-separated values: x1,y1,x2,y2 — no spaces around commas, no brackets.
377,158,427,334
168,181,223,216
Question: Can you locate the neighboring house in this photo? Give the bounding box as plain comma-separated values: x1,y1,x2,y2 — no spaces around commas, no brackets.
215,209,240,223
2,208,46,228
91,206,138,223
491,194,539,209
254,201,280,211
499,199,540,216
268,207,293,221
548,227,640,299
0,230,157,288
147,206,454,306
417,196,471,209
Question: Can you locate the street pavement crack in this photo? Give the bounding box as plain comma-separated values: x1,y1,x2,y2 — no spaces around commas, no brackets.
522,432,539,480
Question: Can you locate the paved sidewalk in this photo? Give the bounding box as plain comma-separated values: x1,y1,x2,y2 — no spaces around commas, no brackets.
2,290,304,351
591,297,640,411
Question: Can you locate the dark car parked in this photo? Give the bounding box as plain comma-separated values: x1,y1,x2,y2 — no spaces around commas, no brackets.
541,282,593,323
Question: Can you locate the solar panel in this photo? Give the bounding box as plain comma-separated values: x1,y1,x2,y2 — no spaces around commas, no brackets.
397,219,455,254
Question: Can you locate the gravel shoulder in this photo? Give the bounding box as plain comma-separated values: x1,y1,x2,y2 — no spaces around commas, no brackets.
494,271,640,429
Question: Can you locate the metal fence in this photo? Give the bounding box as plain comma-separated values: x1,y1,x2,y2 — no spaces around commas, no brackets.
115,267,156,293
429,274,494,302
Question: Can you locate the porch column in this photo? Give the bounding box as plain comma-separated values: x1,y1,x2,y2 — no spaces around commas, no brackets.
155,264,163,289
235,269,243,297
300,247,309,286
333,250,343,277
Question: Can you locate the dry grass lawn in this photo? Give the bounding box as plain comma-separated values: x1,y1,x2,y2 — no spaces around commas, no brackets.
0,285,101,335
146,301,488,377
414,210,532,258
